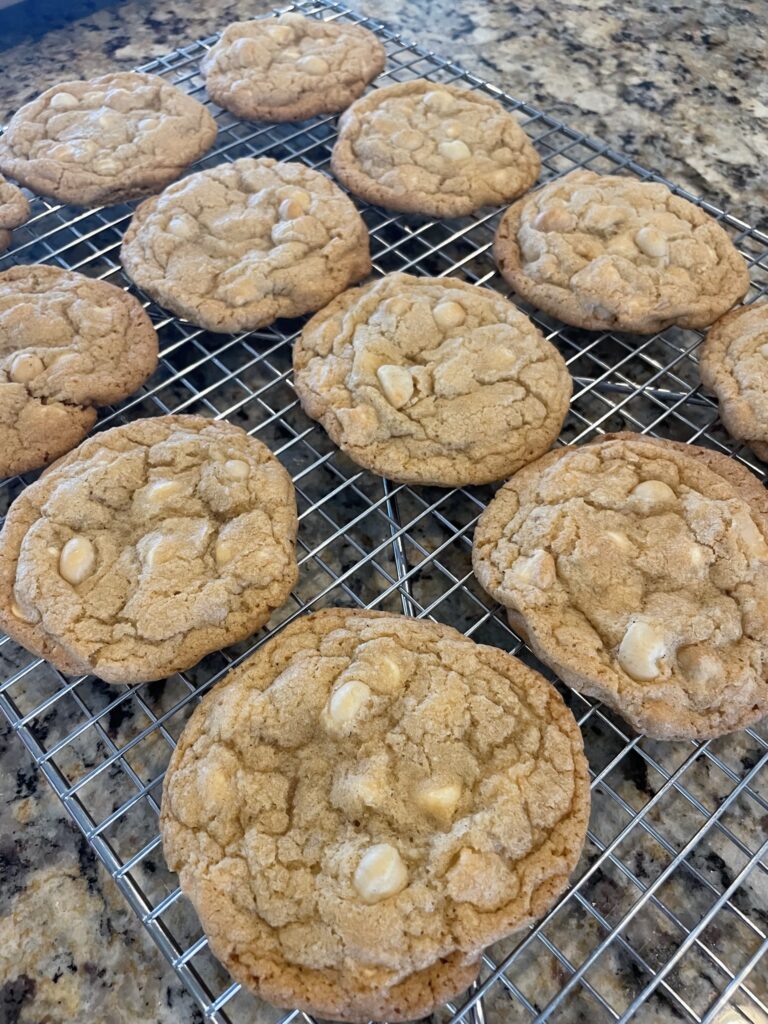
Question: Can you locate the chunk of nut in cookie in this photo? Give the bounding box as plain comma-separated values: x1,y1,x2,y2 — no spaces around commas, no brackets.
215,537,235,567
323,679,371,733
376,364,414,409
617,620,667,681
606,530,632,551
630,479,677,511
353,842,408,903
729,508,768,560
414,778,462,824
59,536,96,586
278,188,311,220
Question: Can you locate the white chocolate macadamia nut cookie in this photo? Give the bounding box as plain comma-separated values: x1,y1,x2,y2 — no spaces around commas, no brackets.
161,608,589,1022
473,433,768,739
699,302,768,462
0,72,217,208
331,79,540,218
0,265,158,478
493,170,749,333
0,416,298,683
293,273,571,486
0,174,30,254
121,156,371,333
200,13,386,122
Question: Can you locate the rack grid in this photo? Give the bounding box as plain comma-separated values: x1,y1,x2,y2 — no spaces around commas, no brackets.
1,2,767,1022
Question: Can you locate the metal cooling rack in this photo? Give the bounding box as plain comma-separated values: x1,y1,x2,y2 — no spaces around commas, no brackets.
1,2,767,1022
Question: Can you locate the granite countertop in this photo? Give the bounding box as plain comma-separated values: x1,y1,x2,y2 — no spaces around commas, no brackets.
1,2,767,1023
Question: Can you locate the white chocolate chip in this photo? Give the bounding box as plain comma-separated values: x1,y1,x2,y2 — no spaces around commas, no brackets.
606,530,632,550
438,139,471,161
533,207,577,233
145,479,182,504
378,655,401,691
298,55,329,75
688,543,709,568
444,122,462,139
415,779,462,823
393,129,422,151
283,48,300,59
224,458,249,481
265,23,293,44
143,535,177,568
46,546,59,557
279,197,306,220
377,364,414,409
635,226,668,259
630,479,677,510
215,537,235,567
325,679,371,729
9,353,44,384
759,343,768,359
50,92,79,111
617,620,667,681
730,509,768,559
433,301,466,330
10,600,35,623
93,158,120,176
422,90,453,113
168,215,197,240
59,536,96,586
510,549,556,588
353,843,408,903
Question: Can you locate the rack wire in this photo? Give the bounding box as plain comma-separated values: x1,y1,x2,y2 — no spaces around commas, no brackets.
1,2,767,1022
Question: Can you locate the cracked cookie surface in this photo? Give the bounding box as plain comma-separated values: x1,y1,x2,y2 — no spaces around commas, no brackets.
0,415,298,683
293,273,571,486
161,608,589,1022
120,156,371,333
0,174,30,254
699,302,768,462
493,170,749,333
200,13,385,122
473,433,768,739
331,79,540,218
0,71,217,208
0,265,158,478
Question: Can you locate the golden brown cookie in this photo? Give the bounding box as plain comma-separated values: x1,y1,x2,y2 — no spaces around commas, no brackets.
0,265,158,478
293,273,571,486
331,79,540,218
493,170,749,333
0,174,30,253
161,608,590,1022
473,433,768,739
0,72,217,208
201,13,386,122
699,302,768,461
0,415,298,683
120,156,371,333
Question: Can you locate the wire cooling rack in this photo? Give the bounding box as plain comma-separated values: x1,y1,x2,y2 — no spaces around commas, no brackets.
1,2,767,1022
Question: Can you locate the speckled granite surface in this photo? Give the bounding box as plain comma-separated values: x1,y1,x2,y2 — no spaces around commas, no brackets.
1,2,767,1023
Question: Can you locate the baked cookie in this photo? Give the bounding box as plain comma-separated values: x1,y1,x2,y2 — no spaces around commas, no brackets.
331,79,540,218
200,13,386,122
0,174,30,254
293,273,571,486
493,170,749,333
0,72,217,208
473,433,768,739
0,265,158,478
161,608,589,1022
121,156,371,333
0,415,298,683
699,302,768,461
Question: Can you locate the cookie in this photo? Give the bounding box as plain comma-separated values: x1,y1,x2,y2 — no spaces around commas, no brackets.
0,174,30,254
293,273,571,486
331,79,540,218
493,169,749,333
699,302,768,461
0,265,158,478
473,433,768,739
0,415,298,683
200,13,386,122
120,156,371,334
0,72,217,208
161,608,589,1022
